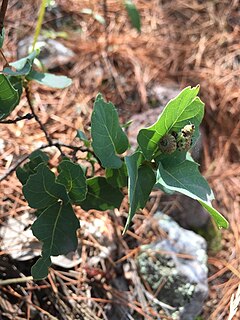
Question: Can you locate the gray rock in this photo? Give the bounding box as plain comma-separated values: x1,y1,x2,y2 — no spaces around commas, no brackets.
18,36,75,70
137,213,208,320
127,85,180,150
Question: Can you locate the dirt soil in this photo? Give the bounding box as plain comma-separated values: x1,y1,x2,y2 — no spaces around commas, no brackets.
0,1,239,319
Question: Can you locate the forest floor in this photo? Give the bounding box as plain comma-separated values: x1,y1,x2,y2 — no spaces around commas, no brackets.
0,1,239,319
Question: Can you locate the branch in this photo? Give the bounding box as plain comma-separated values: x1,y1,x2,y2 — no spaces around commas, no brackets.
0,153,30,182
25,85,53,146
0,113,34,124
25,86,66,156
0,143,98,182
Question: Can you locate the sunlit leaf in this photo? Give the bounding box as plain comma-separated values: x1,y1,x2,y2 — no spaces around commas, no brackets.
156,158,228,228
137,86,204,160
27,70,72,89
3,50,39,76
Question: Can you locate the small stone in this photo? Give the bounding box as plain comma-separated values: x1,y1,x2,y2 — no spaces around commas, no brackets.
137,212,208,320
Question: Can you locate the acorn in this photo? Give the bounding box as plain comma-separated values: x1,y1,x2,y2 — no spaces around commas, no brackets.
159,134,177,154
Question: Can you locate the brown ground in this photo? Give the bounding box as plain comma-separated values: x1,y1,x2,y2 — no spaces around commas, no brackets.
0,0,239,319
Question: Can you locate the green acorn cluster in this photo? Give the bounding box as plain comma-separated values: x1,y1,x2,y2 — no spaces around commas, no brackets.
159,124,195,154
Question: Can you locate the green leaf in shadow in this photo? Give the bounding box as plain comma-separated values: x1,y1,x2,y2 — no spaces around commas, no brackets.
91,93,129,169
80,176,124,211
123,151,156,234
57,159,87,204
0,74,21,120
23,163,69,209
31,202,80,279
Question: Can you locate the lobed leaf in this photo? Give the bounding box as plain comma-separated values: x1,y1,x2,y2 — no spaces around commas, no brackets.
23,163,69,209
57,159,87,204
91,93,129,169
16,150,49,185
31,202,80,279
137,86,204,160
123,151,156,234
31,254,52,280
80,176,124,211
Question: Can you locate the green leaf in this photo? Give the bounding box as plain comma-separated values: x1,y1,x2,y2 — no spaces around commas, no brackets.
123,152,156,234
76,130,90,147
0,28,5,48
8,76,23,95
16,165,32,185
57,159,87,204
106,163,128,188
23,163,69,209
124,0,141,32
80,176,124,211
29,149,49,162
3,50,39,76
31,202,80,279
0,74,21,120
91,93,129,168
137,86,204,160
16,150,49,185
27,70,72,89
156,159,229,228
31,253,52,280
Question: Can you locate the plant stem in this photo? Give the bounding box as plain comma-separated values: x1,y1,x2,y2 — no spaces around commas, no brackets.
32,0,47,51
25,85,52,146
0,113,34,124
0,143,97,182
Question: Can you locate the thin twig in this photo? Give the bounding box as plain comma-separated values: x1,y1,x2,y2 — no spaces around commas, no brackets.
0,153,30,182
0,48,9,66
25,86,66,156
0,142,97,182
55,142,95,157
25,85,52,146
0,113,34,124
